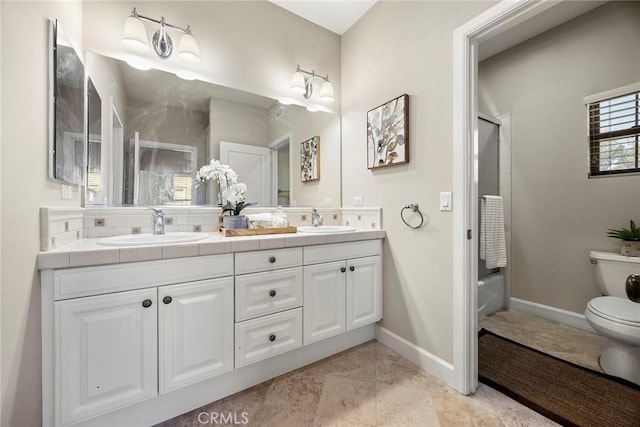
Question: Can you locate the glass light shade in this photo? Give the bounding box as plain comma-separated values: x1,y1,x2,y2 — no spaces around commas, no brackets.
177,33,200,64
126,59,151,71
319,80,334,102
175,71,196,81
122,16,149,51
290,71,306,94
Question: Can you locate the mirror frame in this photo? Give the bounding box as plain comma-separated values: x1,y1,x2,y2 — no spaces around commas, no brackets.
48,19,86,186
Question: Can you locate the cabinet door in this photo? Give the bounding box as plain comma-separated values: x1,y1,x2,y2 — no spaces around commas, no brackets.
57,288,157,426
303,261,346,345
346,256,382,330
158,278,234,394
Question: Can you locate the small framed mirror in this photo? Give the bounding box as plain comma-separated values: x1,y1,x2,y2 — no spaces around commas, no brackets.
48,19,85,185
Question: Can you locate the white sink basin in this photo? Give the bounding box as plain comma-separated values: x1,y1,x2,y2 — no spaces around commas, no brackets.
298,226,356,234
97,232,209,246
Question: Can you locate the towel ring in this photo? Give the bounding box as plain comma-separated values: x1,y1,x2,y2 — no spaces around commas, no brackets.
401,203,424,229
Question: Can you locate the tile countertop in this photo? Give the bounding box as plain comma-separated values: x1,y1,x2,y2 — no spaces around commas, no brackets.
37,229,386,270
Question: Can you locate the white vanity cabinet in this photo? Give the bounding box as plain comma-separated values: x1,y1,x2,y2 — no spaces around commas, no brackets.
303,240,382,345
40,237,383,426
42,254,234,426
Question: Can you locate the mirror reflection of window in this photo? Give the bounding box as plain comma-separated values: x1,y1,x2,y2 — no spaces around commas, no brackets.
135,142,198,206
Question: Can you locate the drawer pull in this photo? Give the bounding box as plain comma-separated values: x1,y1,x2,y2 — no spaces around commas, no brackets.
340,267,346,273
142,299,153,308
269,334,277,342
269,256,276,264
163,296,172,304
269,290,277,297
349,266,355,272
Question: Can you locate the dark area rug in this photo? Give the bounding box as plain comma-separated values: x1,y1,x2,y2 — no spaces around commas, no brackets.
478,329,640,427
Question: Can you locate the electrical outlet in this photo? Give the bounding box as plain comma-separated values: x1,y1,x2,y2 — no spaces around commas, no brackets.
324,198,332,207
353,195,363,206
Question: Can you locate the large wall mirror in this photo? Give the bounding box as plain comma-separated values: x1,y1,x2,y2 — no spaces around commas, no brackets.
85,52,341,207
49,20,85,185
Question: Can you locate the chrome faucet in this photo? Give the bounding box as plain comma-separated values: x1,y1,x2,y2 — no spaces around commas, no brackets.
311,208,323,227
149,208,165,235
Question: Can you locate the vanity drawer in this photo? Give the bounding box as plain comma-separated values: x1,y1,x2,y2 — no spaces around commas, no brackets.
234,308,302,368
235,267,303,322
304,240,381,265
54,254,233,300
235,247,302,275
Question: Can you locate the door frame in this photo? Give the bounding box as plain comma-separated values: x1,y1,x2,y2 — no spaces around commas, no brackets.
269,132,293,206
452,0,565,394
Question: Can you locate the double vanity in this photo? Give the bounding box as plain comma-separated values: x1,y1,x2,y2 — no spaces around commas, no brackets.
38,226,384,426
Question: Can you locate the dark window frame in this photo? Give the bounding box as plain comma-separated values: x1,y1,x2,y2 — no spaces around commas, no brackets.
588,91,640,177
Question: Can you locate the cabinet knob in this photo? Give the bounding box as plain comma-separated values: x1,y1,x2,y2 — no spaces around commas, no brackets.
340,267,346,273
269,334,276,342
163,296,173,304
269,256,276,264
349,266,355,272
141,299,153,308
269,290,277,297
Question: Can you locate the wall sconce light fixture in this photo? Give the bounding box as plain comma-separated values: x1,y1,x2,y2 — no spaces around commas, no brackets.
290,65,334,103
122,7,200,64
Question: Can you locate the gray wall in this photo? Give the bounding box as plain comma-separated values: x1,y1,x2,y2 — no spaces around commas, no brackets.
478,1,640,314
342,0,495,363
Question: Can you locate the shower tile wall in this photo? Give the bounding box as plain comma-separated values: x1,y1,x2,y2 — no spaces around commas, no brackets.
478,117,500,279
478,114,512,308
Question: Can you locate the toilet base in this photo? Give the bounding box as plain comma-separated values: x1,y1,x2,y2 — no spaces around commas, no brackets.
600,338,640,385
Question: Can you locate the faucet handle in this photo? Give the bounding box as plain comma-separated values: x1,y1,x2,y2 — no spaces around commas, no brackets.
148,207,164,216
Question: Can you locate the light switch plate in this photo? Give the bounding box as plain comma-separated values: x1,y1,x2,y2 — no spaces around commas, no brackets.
61,184,72,200
440,191,452,211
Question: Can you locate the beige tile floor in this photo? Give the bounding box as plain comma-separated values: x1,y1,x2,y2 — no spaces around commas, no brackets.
479,309,607,372
160,310,599,427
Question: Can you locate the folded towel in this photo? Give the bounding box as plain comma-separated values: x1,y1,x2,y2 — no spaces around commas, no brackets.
480,195,507,269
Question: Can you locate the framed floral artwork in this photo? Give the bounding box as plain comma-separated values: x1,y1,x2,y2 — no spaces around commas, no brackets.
367,94,409,169
301,136,320,182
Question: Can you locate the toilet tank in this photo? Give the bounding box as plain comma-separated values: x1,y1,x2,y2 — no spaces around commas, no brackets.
590,251,640,297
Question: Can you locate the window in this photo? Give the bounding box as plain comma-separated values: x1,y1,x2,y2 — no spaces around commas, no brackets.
172,174,193,205
588,90,640,177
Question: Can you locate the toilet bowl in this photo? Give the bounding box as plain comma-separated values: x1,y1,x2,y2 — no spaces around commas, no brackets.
585,297,640,384
586,251,640,385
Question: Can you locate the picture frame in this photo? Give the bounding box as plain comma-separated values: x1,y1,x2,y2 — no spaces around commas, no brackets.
367,94,409,169
301,135,320,182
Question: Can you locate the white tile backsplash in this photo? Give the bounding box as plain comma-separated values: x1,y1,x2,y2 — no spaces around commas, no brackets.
40,206,383,251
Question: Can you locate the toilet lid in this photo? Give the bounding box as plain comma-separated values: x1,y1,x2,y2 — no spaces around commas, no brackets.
589,297,640,325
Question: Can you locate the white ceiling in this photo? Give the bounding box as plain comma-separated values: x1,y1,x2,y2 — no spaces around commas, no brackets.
269,1,607,59
269,0,377,35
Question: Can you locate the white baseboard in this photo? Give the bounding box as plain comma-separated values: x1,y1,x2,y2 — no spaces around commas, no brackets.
374,325,454,387
510,297,595,333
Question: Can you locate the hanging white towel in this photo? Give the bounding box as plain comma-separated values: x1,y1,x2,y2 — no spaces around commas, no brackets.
480,195,507,269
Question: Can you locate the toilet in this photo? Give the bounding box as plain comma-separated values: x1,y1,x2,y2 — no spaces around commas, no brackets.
585,251,640,385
